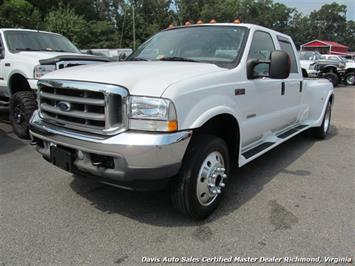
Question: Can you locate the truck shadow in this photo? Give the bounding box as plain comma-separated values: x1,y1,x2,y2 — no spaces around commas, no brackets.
69,126,337,226
0,108,27,155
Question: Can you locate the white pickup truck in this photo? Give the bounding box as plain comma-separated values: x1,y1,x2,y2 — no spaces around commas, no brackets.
0,28,108,138
30,23,334,220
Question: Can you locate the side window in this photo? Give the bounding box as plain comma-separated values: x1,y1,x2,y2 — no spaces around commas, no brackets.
278,39,298,73
0,35,4,59
248,31,275,76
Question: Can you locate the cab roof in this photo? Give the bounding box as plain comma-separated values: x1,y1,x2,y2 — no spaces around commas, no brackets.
165,23,292,40
0,28,61,36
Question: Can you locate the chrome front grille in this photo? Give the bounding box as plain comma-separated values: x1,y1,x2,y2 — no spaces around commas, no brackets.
38,80,128,135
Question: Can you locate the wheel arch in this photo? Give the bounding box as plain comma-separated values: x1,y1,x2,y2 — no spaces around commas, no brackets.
193,113,241,163
322,66,338,74
8,72,31,95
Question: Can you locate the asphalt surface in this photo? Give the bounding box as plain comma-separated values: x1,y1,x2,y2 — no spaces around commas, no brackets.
0,86,354,265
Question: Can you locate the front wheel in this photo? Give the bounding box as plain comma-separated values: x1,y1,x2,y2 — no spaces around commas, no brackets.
170,135,230,220
9,91,37,139
323,72,339,87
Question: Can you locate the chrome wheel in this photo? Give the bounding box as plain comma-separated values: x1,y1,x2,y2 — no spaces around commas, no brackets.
196,151,227,206
345,74,355,85
323,104,331,133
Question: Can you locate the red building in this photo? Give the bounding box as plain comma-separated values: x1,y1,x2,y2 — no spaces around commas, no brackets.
301,40,349,55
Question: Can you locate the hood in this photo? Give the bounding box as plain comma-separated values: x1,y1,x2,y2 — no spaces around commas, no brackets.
300,60,314,69
14,51,108,64
346,61,355,69
42,61,226,97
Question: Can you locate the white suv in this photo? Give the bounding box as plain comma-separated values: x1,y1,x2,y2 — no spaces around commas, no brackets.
321,54,355,85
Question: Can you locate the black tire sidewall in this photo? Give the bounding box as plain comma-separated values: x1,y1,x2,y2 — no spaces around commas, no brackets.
323,72,339,87
322,102,331,135
9,92,36,138
180,135,230,219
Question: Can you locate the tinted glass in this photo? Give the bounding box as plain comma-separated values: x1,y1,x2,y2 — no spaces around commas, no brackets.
5,31,80,53
279,40,298,73
300,52,321,60
129,26,247,66
248,31,275,75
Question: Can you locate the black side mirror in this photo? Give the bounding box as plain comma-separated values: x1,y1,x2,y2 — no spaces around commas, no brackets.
246,58,260,79
246,50,290,79
269,50,290,79
118,53,127,61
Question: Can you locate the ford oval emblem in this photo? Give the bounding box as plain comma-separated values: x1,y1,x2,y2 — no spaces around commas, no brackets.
57,101,71,112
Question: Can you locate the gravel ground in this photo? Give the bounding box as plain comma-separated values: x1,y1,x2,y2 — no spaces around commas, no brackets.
0,86,354,265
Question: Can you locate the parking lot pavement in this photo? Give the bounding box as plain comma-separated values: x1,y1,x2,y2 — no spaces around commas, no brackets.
0,86,354,265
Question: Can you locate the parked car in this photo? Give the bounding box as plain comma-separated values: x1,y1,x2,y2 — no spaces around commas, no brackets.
320,54,355,85
30,23,334,220
0,28,109,138
299,51,345,87
81,48,133,61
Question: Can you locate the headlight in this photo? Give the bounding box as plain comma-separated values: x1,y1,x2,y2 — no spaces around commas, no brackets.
33,64,56,79
128,96,177,132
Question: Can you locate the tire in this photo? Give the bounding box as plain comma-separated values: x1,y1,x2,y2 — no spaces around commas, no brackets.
344,72,355,86
309,101,332,139
170,135,230,220
9,91,37,139
323,72,339,87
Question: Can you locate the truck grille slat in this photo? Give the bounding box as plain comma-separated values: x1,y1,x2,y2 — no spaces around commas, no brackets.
40,92,105,106
38,80,128,135
40,103,105,121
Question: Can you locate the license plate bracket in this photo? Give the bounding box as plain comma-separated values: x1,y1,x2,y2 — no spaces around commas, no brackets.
50,146,74,172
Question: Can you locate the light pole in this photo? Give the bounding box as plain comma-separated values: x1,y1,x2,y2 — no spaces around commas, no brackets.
132,5,136,50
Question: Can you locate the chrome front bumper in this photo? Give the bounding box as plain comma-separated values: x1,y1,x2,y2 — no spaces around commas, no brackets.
30,111,192,186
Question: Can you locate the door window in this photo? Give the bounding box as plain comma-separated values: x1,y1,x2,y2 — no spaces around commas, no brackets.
278,39,299,73
248,31,275,76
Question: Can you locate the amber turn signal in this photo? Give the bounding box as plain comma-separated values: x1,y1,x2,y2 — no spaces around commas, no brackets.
168,121,178,132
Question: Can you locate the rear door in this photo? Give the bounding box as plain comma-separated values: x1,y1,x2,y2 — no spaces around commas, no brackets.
276,36,304,127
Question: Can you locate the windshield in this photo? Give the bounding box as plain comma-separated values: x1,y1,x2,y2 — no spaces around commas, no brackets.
128,26,247,66
4,30,80,53
299,51,321,60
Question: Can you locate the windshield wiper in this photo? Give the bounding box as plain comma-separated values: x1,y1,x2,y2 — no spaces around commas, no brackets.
126,57,148,61
159,56,198,62
15,48,41,51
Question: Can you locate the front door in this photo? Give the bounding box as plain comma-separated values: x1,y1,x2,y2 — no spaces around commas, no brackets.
239,30,286,147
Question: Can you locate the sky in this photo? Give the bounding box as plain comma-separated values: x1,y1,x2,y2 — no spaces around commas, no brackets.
274,0,355,20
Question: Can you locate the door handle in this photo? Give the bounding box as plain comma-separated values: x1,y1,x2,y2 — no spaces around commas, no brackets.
281,82,285,95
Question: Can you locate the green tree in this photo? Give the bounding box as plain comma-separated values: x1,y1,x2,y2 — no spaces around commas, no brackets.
44,4,88,47
308,2,347,42
0,0,41,28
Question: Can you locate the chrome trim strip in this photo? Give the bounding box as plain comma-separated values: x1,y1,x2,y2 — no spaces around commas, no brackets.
30,110,192,170
38,79,129,96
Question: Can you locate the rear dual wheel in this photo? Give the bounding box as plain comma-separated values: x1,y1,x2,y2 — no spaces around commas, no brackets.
170,135,230,220
309,101,332,139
